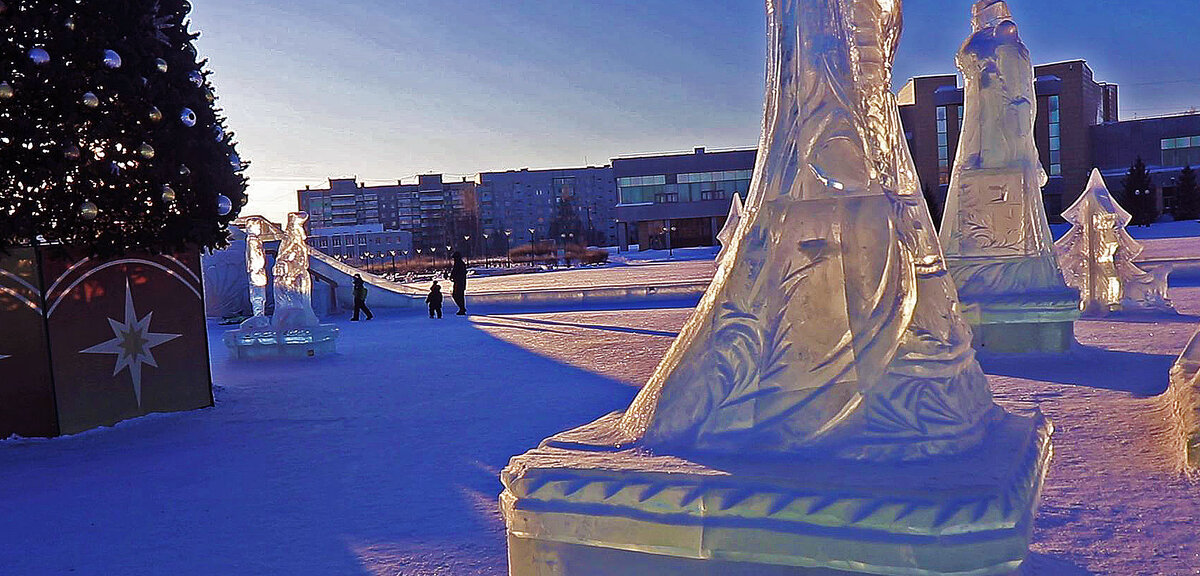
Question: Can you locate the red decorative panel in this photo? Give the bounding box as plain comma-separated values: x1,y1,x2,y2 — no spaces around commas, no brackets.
0,248,57,438
0,247,212,437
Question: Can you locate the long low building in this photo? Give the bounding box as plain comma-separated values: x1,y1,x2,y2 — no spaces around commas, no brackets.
613,147,756,251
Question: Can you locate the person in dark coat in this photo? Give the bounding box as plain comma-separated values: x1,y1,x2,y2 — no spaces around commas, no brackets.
351,274,373,321
426,281,444,319
450,251,468,316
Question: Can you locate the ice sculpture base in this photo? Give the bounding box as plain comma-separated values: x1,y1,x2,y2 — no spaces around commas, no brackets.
501,410,1052,576
222,325,340,359
970,319,1075,355
951,264,1081,354
1162,332,1200,471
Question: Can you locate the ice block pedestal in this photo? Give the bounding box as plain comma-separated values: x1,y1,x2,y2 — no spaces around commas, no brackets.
503,0,1052,573
939,1,1079,353
503,410,1052,576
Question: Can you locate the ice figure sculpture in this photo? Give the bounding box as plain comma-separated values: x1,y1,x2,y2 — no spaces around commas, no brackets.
502,2,1053,574
1056,169,1174,315
939,0,1079,353
715,192,743,261
239,216,272,330
272,212,321,330
223,212,338,359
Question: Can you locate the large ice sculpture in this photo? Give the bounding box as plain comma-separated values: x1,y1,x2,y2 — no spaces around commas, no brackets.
502,2,1053,574
272,212,321,330
939,0,1079,353
1056,169,1173,315
224,212,338,359
239,216,272,330
714,192,742,261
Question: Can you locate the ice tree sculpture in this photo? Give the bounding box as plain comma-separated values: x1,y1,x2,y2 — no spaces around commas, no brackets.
271,212,320,330
617,0,998,461
239,216,272,330
937,0,1079,352
1056,169,1173,315
714,192,743,261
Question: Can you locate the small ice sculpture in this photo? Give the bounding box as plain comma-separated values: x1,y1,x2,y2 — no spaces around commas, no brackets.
272,212,321,330
938,0,1079,352
1056,169,1173,315
715,193,743,261
239,216,272,330
224,212,337,359
502,3,1053,574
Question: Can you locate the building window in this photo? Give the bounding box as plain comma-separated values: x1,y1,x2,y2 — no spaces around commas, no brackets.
1048,96,1062,176
937,106,951,186
654,192,680,203
1163,135,1200,167
332,237,341,247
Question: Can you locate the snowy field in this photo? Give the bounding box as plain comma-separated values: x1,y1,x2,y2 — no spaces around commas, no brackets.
2,239,1200,574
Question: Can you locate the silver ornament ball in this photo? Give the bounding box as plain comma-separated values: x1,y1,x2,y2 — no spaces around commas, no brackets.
0,81,13,100
155,58,169,73
180,107,197,127
148,106,163,123
217,195,233,216
29,47,50,65
161,185,176,204
80,201,99,220
82,92,99,108
139,143,155,159
103,50,122,69
189,71,204,87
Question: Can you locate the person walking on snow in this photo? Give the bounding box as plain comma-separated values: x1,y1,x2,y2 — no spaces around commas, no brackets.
426,280,444,319
351,273,373,321
450,252,468,316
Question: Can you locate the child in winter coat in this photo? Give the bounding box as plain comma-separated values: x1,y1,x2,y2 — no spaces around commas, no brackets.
426,281,444,319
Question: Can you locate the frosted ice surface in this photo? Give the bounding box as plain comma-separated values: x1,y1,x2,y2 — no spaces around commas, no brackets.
271,212,321,330
715,193,743,262
1056,169,1173,315
618,0,997,461
938,1,1075,308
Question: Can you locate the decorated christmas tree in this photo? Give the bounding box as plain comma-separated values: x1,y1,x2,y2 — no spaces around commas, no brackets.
0,0,246,257
1056,169,1172,315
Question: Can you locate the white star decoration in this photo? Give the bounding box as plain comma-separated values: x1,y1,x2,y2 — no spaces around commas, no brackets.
81,280,182,408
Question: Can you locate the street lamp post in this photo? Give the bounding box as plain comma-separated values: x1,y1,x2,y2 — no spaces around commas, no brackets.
389,250,397,278
482,233,490,267
504,229,513,266
664,223,678,259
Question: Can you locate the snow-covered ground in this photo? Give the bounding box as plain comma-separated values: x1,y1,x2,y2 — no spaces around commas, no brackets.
3,241,1200,574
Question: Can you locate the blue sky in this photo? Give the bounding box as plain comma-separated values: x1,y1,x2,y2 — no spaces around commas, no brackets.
188,0,1200,221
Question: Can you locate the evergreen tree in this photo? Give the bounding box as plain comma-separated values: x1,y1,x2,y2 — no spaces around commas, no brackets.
0,0,247,256
549,193,584,244
1174,165,1199,221
1121,157,1156,227
922,183,942,231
